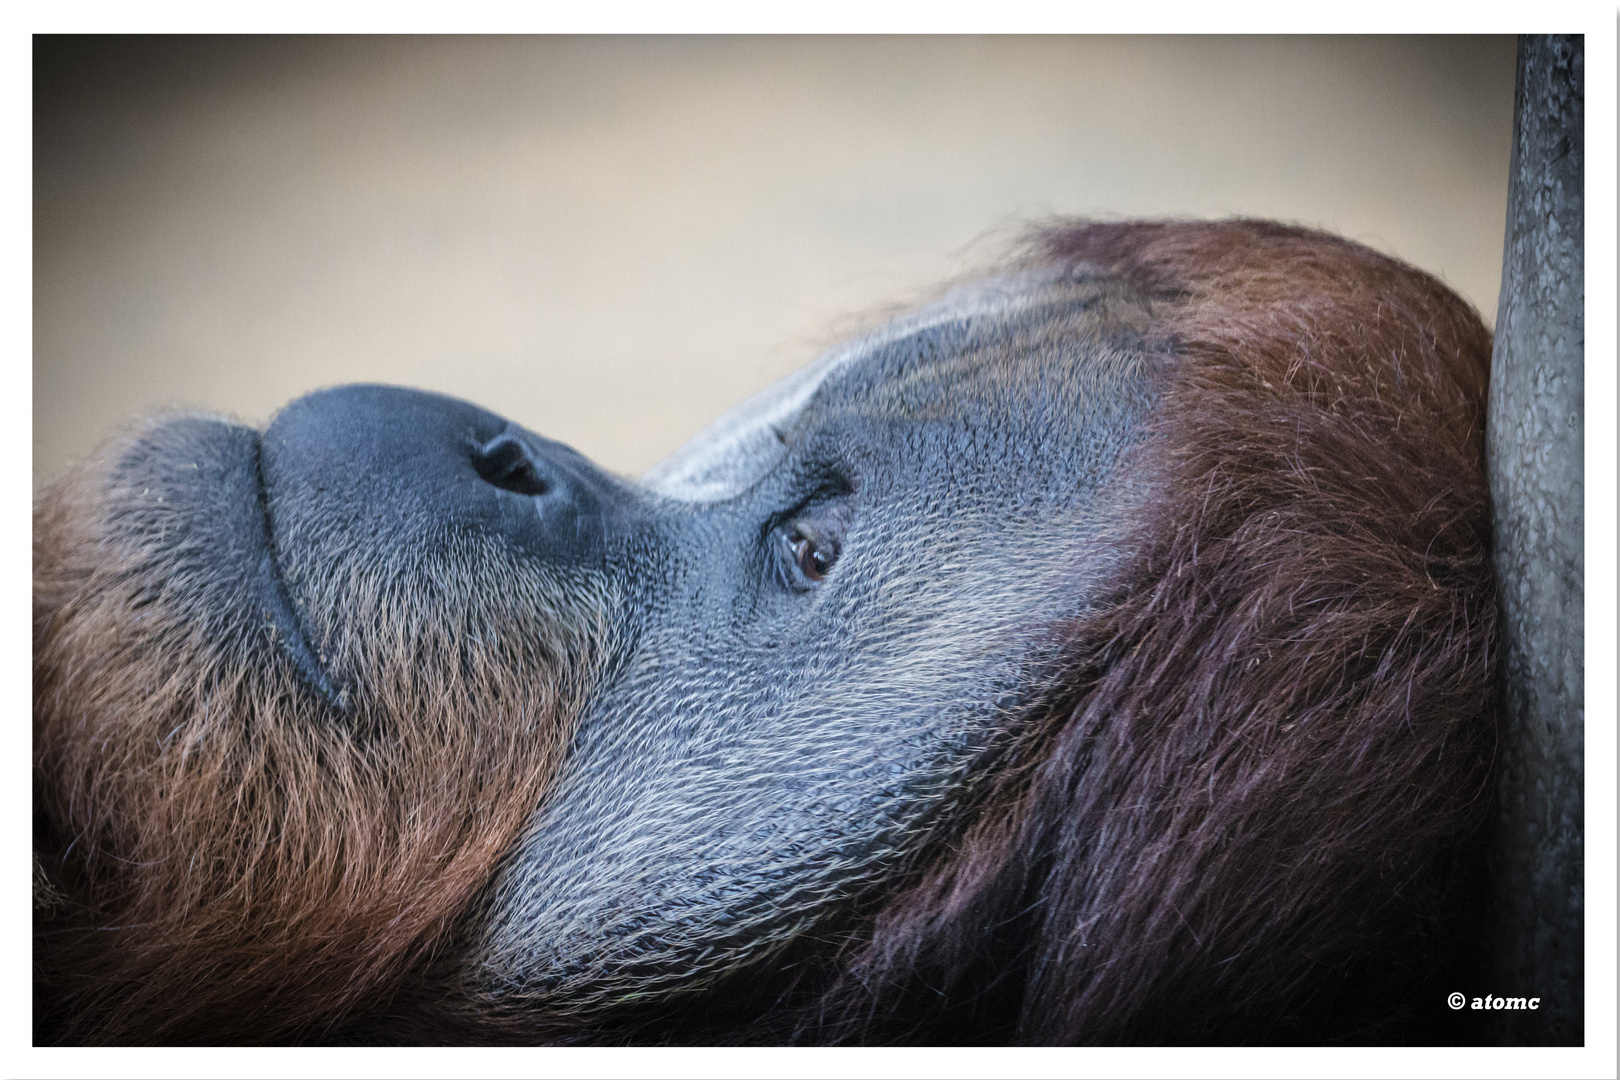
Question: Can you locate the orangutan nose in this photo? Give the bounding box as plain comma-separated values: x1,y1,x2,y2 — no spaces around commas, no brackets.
473,433,552,497
261,384,631,568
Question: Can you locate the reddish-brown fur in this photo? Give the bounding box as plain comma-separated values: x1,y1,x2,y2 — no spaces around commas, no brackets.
33,448,605,1043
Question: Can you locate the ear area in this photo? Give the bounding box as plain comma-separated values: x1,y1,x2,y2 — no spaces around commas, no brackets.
809,219,1498,1044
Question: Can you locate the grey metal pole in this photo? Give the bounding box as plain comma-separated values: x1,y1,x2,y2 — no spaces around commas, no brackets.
1484,33,1585,1046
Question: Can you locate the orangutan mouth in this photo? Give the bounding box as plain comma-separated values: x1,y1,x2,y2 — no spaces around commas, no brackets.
251,435,350,714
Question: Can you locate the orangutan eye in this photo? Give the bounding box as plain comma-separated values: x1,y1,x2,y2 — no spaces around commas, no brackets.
770,485,853,593
784,525,840,585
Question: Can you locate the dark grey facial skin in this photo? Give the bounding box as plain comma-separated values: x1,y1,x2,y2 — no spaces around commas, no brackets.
465,268,1159,1016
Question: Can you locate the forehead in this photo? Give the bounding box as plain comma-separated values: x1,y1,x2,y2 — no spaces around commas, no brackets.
642,267,1156,502
803,272,1152,433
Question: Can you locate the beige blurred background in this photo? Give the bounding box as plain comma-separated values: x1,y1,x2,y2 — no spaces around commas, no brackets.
34,35,1517,490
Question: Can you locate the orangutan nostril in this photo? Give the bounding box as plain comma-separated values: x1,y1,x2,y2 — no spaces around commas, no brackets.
473,434,550,497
